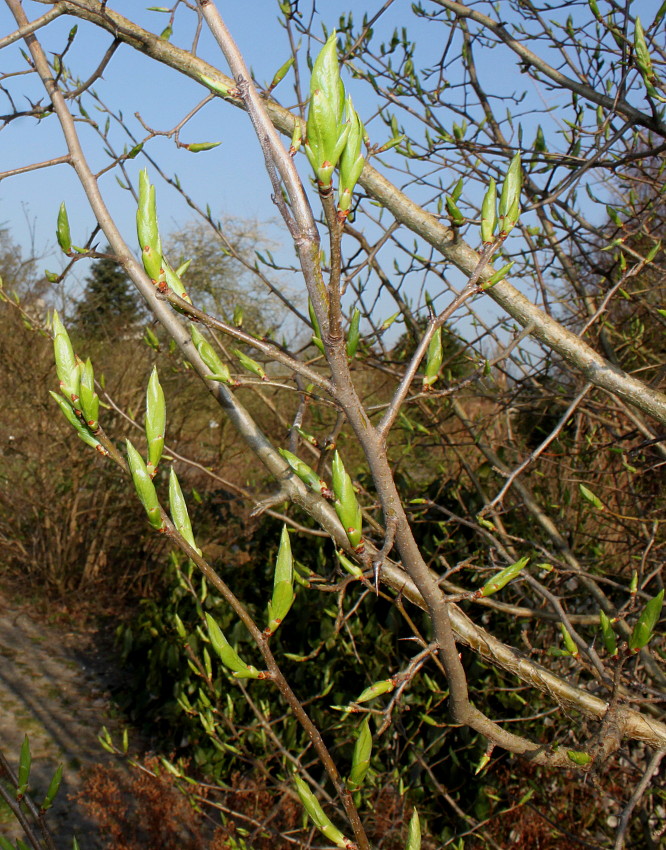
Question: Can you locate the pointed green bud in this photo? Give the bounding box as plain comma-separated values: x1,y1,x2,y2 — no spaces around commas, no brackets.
346,308,361,359
289,120,303,155
56,202,71,254
268,55,295,92
336,549,363,578
598,610,617,656
168,468,200,554
183,141,221,153
560,623,579,657
405,808,421,850
126,439,164,530
205,612,260,678
338,97,365,215
293,775,349,849
145,366,166,476
41,764,63,812
498,154,522,236
445,195,464,225
628,589,664,652
567,750,591,766
331,451,363,548
348,715,372,790
163,258,192,304
233,348,267,380
79,358,99,431
137,169,163,282
480,179,497,244
200,74,236,98
480,556,529,597
190,325,234,384
278,448,332,497
481,260,515,290
355,678,395,704
17,735,31,796
267,525,295,634
50,392,103,451
579,484,604,510
423,327,443,389
52,311,80,402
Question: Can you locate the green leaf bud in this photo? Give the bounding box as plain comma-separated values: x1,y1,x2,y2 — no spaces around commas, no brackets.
355,677,395,703
338,97,365,215
267,525,295,634
163,258,192,304
168,468,200,554
481,177,497,245
336,549,363,578
52,311,80,402
145,366,166,476
560,623,579,656
289,120,303,156
480,556,529,597
423,327,443,389
567,750,591,766
278,448,332,497
634,18,654,81
190,325,234,385
269,55,295,92
598,610,617,656
17,735,31,796
50,392,103,451
233,348,267,380
183,141,221,153
348,715,372,790
79,358,99,431
293,775,349,849
628,589,664,652
126,439,164,530
331,451,363,548
498,154,522,236
200,74,236,98
136,169,163,282
481,260,515,289
41,764,63,811
405,808,421,850
579,483,604,510
56,202,71,254
445,195,464,225
205,612,260,678
346,308,361,359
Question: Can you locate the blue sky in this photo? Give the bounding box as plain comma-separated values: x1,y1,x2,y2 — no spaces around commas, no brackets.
0,1,660,334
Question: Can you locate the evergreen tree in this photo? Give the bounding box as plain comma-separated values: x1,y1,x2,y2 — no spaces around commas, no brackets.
73,250,142,338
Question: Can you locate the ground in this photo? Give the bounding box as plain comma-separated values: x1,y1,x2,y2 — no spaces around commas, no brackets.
0,590,130,849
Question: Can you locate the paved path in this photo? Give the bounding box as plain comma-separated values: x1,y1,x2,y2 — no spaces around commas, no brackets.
0,594,128,849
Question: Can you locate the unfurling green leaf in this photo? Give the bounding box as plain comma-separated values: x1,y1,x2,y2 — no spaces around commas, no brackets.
168,468,199,554
481,260,515,289
145,366,166,476
338,96,365,216
336,549,363,578
56,202,71,254
269,55,295,91
348,715,372,789
267,525,295,634
205,612,260,678
126,439,164,530
52,311,80,403
136,169,163,282
480,556,529,597
628,589,664,652
331,451,363,548
293,775,349,849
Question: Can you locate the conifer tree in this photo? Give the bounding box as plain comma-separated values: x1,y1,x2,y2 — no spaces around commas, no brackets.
73,250,141,338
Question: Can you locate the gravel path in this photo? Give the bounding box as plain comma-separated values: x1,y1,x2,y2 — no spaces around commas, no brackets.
0,593,129,849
